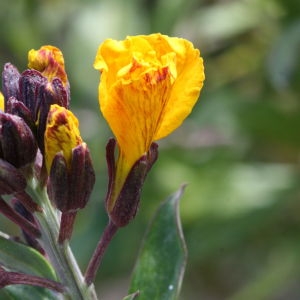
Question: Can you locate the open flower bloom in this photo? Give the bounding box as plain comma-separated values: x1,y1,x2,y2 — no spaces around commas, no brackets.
94,33,205,217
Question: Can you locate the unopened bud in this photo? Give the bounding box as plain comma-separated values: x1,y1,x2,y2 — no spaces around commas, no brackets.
0,112,37,168
48,143,95,213
2,63,21,107
44,105,95,242
6,97,36,134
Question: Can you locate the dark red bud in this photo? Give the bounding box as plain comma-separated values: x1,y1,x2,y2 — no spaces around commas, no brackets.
47,144,95,243
19,69,47,117
6,97,36,135
47,152,68,211
68,144,95,211
0,112,37,168
2,63,21,109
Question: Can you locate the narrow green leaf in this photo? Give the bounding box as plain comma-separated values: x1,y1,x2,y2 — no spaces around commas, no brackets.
129,185,187,300
0,285,58,300
123,291,140,300
0,232,56,280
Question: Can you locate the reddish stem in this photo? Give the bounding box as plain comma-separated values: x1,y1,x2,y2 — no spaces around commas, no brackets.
0,266,64,293
84,220,118,286
58,211,77,244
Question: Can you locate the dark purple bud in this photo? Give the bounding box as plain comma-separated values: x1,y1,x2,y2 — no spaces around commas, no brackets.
48,144,95,213
2,63,21,110
68,144,95,211
6,97,36,135
0,159,27,195
36,80,70,154
19,69,47,117
47,143,95,243
0,112,37,168
47,152,68,211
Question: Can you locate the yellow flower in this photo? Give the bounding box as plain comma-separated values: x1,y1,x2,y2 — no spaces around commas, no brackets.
94,33,205,211
0,92,4,111
44,104,82,173
28,45,68,88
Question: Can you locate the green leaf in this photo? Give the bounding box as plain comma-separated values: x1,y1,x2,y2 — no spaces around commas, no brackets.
129,185,187,300
0,285,58,300
0,232,56,280
123,291,140,300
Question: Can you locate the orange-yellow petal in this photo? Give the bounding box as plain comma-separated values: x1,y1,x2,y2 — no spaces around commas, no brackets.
44,104,82,173
94,33,204,169
28,45,68,87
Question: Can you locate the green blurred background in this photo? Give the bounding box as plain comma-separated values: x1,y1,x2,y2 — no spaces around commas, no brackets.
1,0,300,299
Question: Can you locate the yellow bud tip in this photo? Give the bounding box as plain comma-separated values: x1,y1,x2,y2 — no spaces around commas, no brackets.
0,92,4,111
28,45,68,87
44,104,83,173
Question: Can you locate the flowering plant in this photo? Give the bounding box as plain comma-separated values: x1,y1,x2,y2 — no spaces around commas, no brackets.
0,33,204,299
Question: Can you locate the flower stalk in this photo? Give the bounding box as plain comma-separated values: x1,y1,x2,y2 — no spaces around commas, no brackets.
84,219,118,286
28,180,97,300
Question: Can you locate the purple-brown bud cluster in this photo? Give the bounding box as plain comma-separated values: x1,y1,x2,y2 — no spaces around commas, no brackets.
0,46,95,248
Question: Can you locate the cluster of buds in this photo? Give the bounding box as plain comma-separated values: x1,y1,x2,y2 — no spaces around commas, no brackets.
0,46,95,249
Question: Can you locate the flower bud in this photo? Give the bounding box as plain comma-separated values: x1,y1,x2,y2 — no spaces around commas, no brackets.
44,104,95,242
0,112,37,168
1,63,21,107
1,46,70,154
48,143,95,213
5,97,36,135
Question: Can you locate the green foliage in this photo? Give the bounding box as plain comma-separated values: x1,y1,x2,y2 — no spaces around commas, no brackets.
129,186,187,300
0,233,56,280
0,285,57,300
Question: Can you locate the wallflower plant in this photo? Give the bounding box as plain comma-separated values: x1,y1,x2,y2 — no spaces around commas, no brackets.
0,33,204,300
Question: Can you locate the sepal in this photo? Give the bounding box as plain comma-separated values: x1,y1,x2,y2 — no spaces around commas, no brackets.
106,140,159,227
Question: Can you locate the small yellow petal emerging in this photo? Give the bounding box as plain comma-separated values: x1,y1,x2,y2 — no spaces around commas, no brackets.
28,45,68,87
0,92,4,111
94,33,205,209
44,104,82,173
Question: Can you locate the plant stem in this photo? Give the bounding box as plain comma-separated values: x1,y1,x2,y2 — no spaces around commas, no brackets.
28,180,98,300
84,220,118,286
